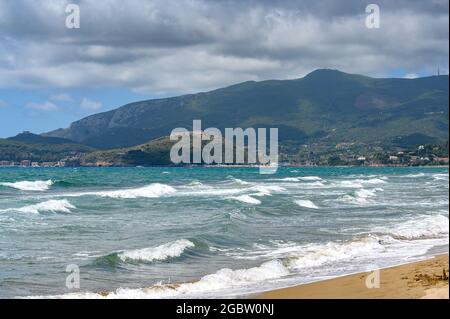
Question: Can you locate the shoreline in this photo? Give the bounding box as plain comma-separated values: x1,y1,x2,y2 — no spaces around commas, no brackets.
257,254,449,299
0,165,448,169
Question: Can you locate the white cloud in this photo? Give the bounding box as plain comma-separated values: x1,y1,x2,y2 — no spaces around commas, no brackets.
0,0,448,95
26,101,58,111
80,98,102,110
50,93,74,102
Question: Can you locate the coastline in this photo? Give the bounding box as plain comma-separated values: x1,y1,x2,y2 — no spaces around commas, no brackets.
258,254,449,299
0,164,448,168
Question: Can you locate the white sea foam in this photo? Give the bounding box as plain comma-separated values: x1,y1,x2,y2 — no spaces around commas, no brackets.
250,185,285,196
278,177,301,182
302,181,325,187
336,178,386,189
225,184,285,204
285,237,387,270
294,199,319,209
405,173,426,178
1,180,53,191
382,214,449,240
178,182,285,200
232,178,252,185
229,195,261,205
221,236,388,264
3,200,76,214
73,183,177,199
299,176,323,181
359,178,387,184
338,181,364,188
209,214,449,266
118,239,195,262
340,188,383,204
68,181,284,201
40,259,290,299
181,187,244,197
273,176,323,182
433,173,449,181
355,188,382,198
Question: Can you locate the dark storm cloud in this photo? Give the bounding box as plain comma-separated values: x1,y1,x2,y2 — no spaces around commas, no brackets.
0,0,448,94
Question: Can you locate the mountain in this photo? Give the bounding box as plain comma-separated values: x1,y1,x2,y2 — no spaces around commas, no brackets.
45,69,449,150
8,132,79,145
0,136,95,162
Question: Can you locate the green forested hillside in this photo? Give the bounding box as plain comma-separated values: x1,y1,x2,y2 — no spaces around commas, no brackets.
0,136,94,162
45,69,449,150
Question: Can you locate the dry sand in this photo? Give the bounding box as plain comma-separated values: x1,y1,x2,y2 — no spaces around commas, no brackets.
258,254,449,299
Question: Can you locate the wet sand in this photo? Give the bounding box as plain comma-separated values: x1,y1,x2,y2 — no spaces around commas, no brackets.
258,254,449,299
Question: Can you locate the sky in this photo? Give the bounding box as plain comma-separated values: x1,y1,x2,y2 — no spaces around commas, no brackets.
0,0,449,137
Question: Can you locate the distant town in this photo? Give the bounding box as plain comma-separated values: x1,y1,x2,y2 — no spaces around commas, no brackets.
0,144,448,168
0,159,75,168
284,143,449,167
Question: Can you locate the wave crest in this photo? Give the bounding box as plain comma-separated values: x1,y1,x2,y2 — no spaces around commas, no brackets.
383,214,449,240
2,200,75,214
340,188,383,204
294,199,319,209
1,180,53,191
75,183,177,199
41,259,289,299
228,195,261,205
285,237,386,270
117,239,195,263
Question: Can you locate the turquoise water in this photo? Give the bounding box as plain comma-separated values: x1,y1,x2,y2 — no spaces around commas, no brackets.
0,166,448,298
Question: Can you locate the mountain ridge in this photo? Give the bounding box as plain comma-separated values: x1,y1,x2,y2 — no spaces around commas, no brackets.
8,132,79,145
44,69,449,150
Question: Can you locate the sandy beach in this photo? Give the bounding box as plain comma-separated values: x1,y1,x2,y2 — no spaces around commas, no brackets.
259,254,449,299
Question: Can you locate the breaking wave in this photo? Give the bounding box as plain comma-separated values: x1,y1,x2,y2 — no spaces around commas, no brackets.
228,195,262,205
299,176,323,181
340,188,383,204
1,200,75,215
1,180,53,191
279,177,301,182
116,239,195,263
433,173,449,181
272,176,323,182
231,178,252,185
294,199,319,209
249,185,285,196
337,178,386,189
405,173,426,178
380,214,449,240
67,183,176,199
38,259,289,299
284,237,387,270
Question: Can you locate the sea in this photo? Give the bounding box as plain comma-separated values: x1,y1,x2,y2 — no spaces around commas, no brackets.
0,166,448,298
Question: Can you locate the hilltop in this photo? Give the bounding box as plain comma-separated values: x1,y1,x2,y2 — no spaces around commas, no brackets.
44,69,449,150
